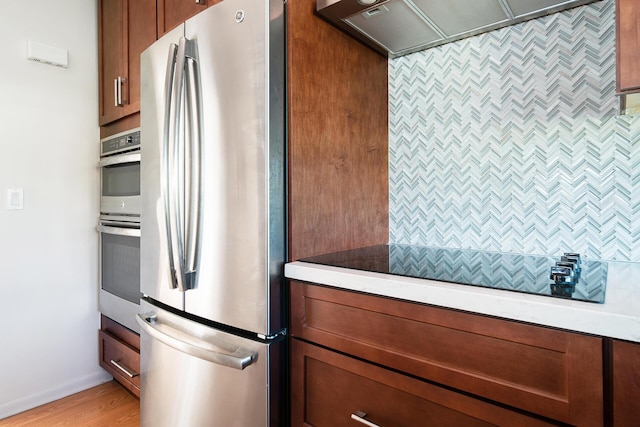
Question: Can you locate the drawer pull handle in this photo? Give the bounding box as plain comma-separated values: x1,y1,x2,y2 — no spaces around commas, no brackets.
351,411,381,427
110,359,139,378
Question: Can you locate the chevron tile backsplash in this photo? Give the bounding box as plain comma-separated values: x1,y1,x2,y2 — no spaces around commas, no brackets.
388,0,640,261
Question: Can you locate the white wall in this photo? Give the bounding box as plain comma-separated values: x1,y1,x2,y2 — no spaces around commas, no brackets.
0,1,110,419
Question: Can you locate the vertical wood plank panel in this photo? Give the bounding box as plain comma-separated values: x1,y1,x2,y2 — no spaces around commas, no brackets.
287,0,389,261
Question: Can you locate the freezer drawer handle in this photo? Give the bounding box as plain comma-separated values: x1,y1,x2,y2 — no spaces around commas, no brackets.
351,411,381,427
136,313,256,370
110,359,139,378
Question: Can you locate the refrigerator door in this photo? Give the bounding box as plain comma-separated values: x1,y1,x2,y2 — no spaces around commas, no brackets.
137,300,284,426
141,0,285,335
140,23,187,312
182,0,285,336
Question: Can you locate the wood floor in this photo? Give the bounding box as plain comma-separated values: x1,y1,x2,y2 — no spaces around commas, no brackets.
0,381,139,426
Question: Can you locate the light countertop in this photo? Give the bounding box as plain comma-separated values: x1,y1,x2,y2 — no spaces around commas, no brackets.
285,260,640,342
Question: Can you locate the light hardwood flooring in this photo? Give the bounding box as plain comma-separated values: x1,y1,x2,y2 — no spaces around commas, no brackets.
0,381,139,426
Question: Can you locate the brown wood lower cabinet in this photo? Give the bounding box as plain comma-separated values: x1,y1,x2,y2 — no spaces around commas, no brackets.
291,339,557,427
99,315,140,397
290,281,604,426
612,339,640,426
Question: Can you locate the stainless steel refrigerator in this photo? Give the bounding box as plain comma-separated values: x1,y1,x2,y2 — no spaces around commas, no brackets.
137,0,286,425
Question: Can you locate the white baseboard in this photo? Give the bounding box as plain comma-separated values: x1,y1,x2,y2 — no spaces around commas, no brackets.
0,370,112,420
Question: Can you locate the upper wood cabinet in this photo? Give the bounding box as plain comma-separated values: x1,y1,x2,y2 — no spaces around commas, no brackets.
157,0,221,37
98,0,156,126
616,0,640,93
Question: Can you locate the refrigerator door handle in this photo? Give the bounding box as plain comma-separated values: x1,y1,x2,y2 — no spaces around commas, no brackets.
136,312,257,370
163,36,201,292
163,39,187,292
163,42,179,290
183,39,202,289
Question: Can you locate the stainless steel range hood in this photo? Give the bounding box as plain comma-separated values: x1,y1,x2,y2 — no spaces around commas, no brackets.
316,0,598,58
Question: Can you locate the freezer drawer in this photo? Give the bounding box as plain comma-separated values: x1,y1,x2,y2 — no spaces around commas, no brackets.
137,300,284,427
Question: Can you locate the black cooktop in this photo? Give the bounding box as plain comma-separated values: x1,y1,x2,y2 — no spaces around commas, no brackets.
300,244,608,303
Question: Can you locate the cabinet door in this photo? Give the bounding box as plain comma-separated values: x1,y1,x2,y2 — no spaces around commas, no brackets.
98,0,125,125
157,0,221,36
612,339,640,426
616,0,640,93
98,0,156,126
291,339,556,427
124,0,157,117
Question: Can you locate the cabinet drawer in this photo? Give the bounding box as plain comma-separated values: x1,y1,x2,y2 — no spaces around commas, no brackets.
291,339,557,427
101,314,140,349
99,329,140,397
290,281,603,426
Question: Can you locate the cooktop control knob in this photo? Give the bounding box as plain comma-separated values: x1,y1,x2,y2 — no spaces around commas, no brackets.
561,252,581,270
550,265,574,283
556,261,580,284
550,282,576,297
549,253,581,298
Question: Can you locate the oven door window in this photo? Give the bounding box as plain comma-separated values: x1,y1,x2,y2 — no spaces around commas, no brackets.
102,162,140,197
101,232,140,304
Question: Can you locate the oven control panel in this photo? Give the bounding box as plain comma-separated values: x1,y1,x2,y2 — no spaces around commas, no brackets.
101,128,141,157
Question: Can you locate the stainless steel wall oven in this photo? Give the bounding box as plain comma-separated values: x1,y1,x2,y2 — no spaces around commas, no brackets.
99,128,141,216
98,129,141,333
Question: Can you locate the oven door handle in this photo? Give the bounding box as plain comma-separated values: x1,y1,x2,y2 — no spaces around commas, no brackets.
98,152,141,168
97,224,141,238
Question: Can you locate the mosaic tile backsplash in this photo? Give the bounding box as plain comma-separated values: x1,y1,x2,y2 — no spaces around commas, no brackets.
388,0,640,261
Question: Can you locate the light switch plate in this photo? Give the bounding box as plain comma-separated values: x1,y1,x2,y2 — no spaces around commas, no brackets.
7,189,24,210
